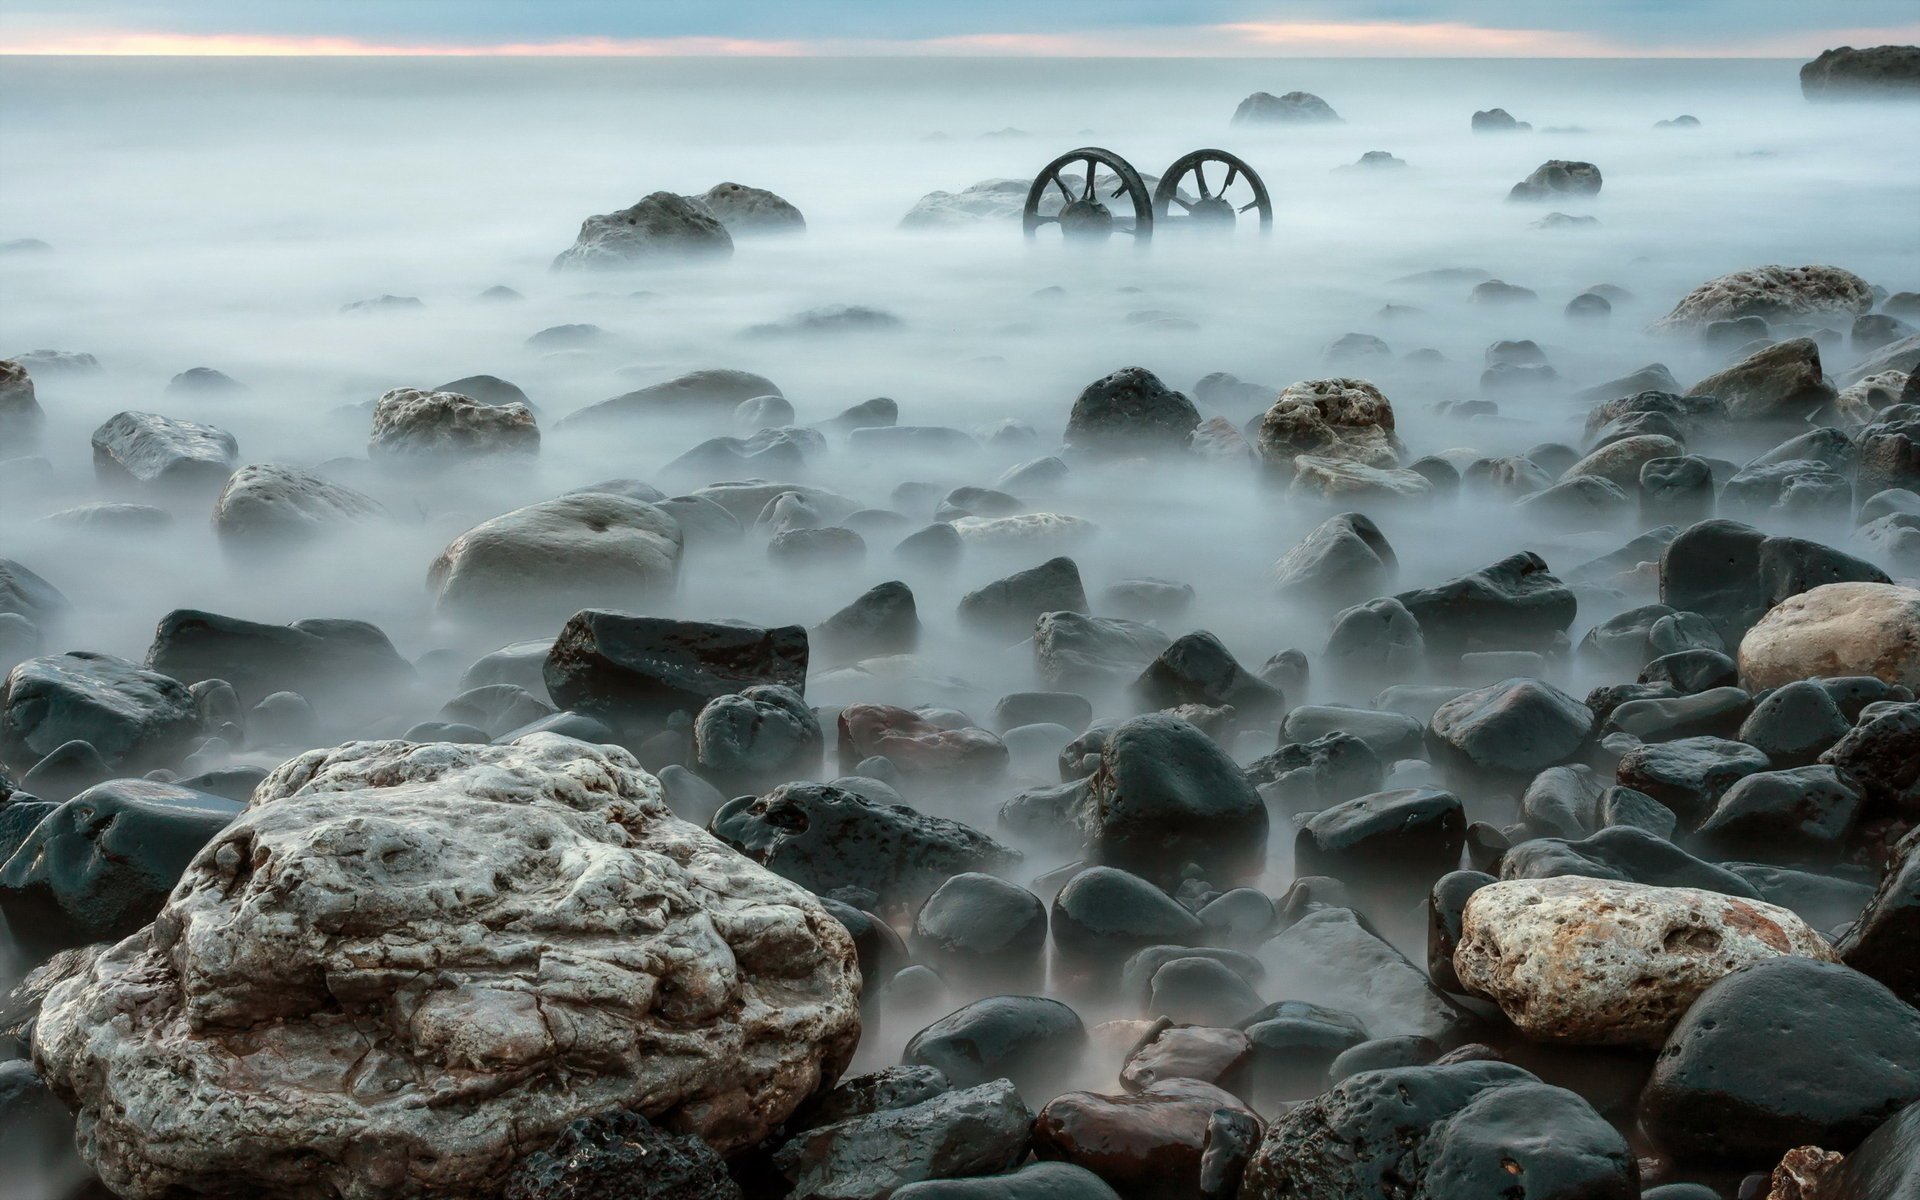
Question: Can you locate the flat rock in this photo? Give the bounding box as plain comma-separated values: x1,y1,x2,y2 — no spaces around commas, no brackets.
431,495,682,623
90,410,237,494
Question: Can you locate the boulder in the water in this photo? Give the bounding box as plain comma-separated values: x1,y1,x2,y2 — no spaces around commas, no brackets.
551,191,734,269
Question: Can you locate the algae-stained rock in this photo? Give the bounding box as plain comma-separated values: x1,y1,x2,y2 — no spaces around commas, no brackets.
32,734,862,1199
1454,876,1834,1046
1652,265,1874,331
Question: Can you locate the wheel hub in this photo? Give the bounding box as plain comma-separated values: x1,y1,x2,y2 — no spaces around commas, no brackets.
1190,196,1236,229
1060,199,1114,241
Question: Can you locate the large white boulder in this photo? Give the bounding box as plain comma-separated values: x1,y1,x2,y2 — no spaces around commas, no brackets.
32,734,862,1199
369,387,539,465
1454,876,1834,1046
1739,580,1920,690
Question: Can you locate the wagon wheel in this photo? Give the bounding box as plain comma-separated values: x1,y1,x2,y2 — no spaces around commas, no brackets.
1023,147,1153,243
1152,149,1272,234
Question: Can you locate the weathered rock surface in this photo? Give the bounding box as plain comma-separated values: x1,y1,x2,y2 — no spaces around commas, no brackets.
1076,713,1267,884
369,387,539,464
560,369,782,428
1270,512,1396,603
1240,1060,1638,1200
1255,378,1400,469
430,495,683,622
1063,367,1200,458
1652,265,1874,331
775,1079,1033,1200
1739,581,1920,690
90,411,237,494
1801,45,1920,98
503,1109,743,1200
32,735,861,1198
546,611,807,729
1233,91,1341,123
0,359,43,446
552,192,734,269
211,463,385,549
1688,337,1837,423
685,181,805,235
1454,876,1834,1046
146,609,413,708
1508,160,1602,201
1252,907,1471,1044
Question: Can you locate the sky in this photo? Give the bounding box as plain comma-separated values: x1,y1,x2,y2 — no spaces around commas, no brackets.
2,0,1918,57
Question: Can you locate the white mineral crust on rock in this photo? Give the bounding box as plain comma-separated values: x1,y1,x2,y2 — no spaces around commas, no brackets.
33,733,862,1200
1453,875,1834,1046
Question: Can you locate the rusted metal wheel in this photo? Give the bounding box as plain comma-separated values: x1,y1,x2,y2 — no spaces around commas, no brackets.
1152,148,1272,234
1023,147,1153,243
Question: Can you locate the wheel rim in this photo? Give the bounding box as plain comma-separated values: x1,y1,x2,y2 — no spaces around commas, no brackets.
1152,149,1273,234
1023,147,1154,243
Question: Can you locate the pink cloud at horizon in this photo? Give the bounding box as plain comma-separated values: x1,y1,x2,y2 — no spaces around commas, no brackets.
5,20,1920,59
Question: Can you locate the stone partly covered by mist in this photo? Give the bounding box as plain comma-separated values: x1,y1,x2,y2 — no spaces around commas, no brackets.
30,735,861,1198
1801,45,1920,98
551,191,735,269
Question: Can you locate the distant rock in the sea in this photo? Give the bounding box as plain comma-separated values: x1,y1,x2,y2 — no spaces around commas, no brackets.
1508,160,1602,202
552,191,734,270
1655,114,1702,129
1472,107,1531,132
1339,150,1407,171
339,294,422,314
898,178,1032,229
0,237,51,255
684,181,806,235
1801,45,1920,99
1233,91,1342,124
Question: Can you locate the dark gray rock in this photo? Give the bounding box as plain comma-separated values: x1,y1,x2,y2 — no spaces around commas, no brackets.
544,611,807,731
90,410,237,494
1074,713,1267,884
1,652,199,772
1063,367,1201,458
775,1079,1034,1200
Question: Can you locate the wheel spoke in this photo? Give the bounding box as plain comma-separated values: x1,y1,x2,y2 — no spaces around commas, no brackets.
1083,159,1097,200
1172,197,1194,212
1195,163,1211,198
1030,214,1059,225
1052,174,1072,203
1239,199,1262,213
1223,163,1240,189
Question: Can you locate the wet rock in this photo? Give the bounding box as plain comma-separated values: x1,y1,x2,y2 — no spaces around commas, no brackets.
18,739,111,803
1471,279,1538,305
1472,107,1531,131
1688,337,1838,423
686,180,805,235
1694,766,1861,864
90,411,237,494
1739,680,1852,765
1502,824,1761,898
1323,596,1425,678
1427,678,1593,777
368,387,538,465
912,873,1048,985
147,609,414,708
1296,788,1465,891
1653,264,1874,332
0,778,238,960
210,463,383,550
994,692,1092,734
1606,687,1752,743
1454,876,1834,1046
1248,732,1384,813
545,611,806,730
1641,957,1920,1163
503,1109,742,1200
33,736,859,1197
430,494,681,624
1034,1079,1258,1200
961,558,1088,640
1255,378,1400,470
714,780,1014,908
1837,826,1920,1005
1270,512,1396,603
1063,367,1201,458
1073,714,1265,884
1,651,199,773
1233,91,1340,123
1253,907,1472,1043
776,1078,1033,1200
0,359,43,446
1661,520,1890,646
1132,633,1283,721
1144,959,1266,1028
1615,736,1773,826
1394,551,1575,654
1640,648,1739,693
838,705,1009,781
1821,700,1920,814
1857,419,1920,501
1427,870,1495,993
561,369,782,428
1101,579,1195,623
1286,456,1431,500
1508,160,1603,201
692,684,821,787
1034,613,1172,692
1564,434,1687,488
1240,1060,1637,1200
891,1162,1122,1200
1282,704,1424,761
1800,45,1920,98
903,995,1086,1096
1052,866,1203,964
552,191,732,269
769,525,866,569
1740,582,1920,691
816,580,919,661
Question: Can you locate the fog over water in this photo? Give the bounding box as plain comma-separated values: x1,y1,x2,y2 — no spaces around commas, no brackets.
4,53,1919,1105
